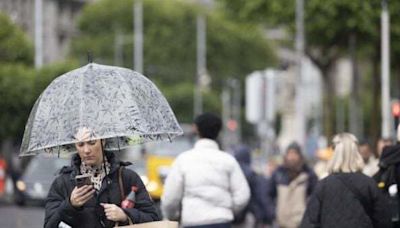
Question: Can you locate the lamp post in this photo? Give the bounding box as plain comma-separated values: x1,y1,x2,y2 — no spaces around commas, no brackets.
381,0,391,138
133,0,143,73
295,0,305,146
34,0,43,68
194,14,206,117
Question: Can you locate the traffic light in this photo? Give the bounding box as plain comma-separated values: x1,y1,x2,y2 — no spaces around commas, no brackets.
392,100,400,130
227,119,238,131
392,101,400,117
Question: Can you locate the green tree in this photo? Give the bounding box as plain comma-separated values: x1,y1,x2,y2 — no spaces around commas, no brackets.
71,0,276,122
0,14,79,153
0,64,35,142
218,0,384,140
0,62,78,147
0,13,35,147
389,0,400,97
0,13,33,65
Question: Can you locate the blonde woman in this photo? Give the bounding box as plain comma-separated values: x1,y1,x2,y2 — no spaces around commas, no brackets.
300,133,390,228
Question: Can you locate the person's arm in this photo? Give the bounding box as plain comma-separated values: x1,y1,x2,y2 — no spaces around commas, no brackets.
307,168,319,196
121,169,160,223
256,175,274,224
161,158,184,221
268,169,278,203
44,176,84,228
229,158,250,214
370,182,391,228
300,182,323,228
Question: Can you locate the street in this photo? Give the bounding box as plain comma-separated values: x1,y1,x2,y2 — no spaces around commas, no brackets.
0,0,399,227
0,204,44,228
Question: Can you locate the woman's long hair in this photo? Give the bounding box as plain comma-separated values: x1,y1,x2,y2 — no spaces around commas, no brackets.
327,133,364,174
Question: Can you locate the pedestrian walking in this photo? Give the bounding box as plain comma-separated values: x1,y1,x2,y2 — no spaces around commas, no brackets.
374,125,400,227
374,143,400,228
269,142,318,228
301,133,391,228
313,147,333,180
161,113,250,228
359,140,379,177
0,153,7,198
233,145,273,228
376,137,393,158
44,127,160,228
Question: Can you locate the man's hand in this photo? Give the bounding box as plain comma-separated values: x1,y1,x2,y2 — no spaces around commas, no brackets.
70,185,95,208
101,203,128,222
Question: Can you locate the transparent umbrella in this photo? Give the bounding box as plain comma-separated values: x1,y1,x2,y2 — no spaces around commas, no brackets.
20,63,183,156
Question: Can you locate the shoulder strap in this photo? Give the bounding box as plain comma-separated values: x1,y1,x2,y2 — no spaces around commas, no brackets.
119,166,125,199
335,175,372,218
116,166,134,226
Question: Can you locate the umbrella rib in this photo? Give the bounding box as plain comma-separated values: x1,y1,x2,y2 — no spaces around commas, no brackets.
114,68,145,133
79,66,88,131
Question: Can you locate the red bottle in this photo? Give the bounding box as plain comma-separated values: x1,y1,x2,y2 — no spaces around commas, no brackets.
121,186,138,209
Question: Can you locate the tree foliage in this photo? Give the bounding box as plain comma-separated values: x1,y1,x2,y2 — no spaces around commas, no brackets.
389,0,400,88
71,0,276,122
0,62,78,144
0,64,35,141
218,0,400,140
0,13,33,65
0,13,35,144
218,0,383,76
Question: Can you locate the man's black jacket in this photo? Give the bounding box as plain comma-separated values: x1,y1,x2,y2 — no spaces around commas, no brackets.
374,144,400,189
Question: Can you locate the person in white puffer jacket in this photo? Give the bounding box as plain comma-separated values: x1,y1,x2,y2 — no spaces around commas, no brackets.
161,113,250,228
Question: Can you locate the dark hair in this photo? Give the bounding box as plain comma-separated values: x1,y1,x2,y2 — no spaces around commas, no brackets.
286,142,303,157
194,112,222,140
358,139,371,146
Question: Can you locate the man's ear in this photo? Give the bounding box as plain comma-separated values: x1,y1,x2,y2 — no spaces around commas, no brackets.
192,124,198,135
101,139,106,147
192,124,202,138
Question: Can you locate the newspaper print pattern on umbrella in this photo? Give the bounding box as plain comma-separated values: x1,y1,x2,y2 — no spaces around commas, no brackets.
20,63,183,156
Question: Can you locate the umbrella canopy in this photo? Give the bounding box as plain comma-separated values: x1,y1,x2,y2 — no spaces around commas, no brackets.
20,63,183,156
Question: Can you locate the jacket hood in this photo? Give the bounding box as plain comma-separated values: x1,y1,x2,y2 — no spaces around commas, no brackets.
379,144,400,168
234,145,251,165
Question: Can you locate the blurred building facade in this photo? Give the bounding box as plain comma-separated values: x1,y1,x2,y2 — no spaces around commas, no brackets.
0,0,94,64
275,50,322,157
261,28,353,159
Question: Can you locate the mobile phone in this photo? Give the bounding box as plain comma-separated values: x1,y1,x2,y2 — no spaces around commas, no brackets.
75,174,92,187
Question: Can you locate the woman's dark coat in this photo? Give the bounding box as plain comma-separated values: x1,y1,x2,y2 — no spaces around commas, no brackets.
44,152,160,228
300,172,391,228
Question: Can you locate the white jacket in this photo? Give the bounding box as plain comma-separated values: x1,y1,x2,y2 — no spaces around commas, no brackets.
161,139,250,226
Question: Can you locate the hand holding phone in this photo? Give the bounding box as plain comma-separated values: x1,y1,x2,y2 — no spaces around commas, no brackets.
75,174,92,187
70,184,95,208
